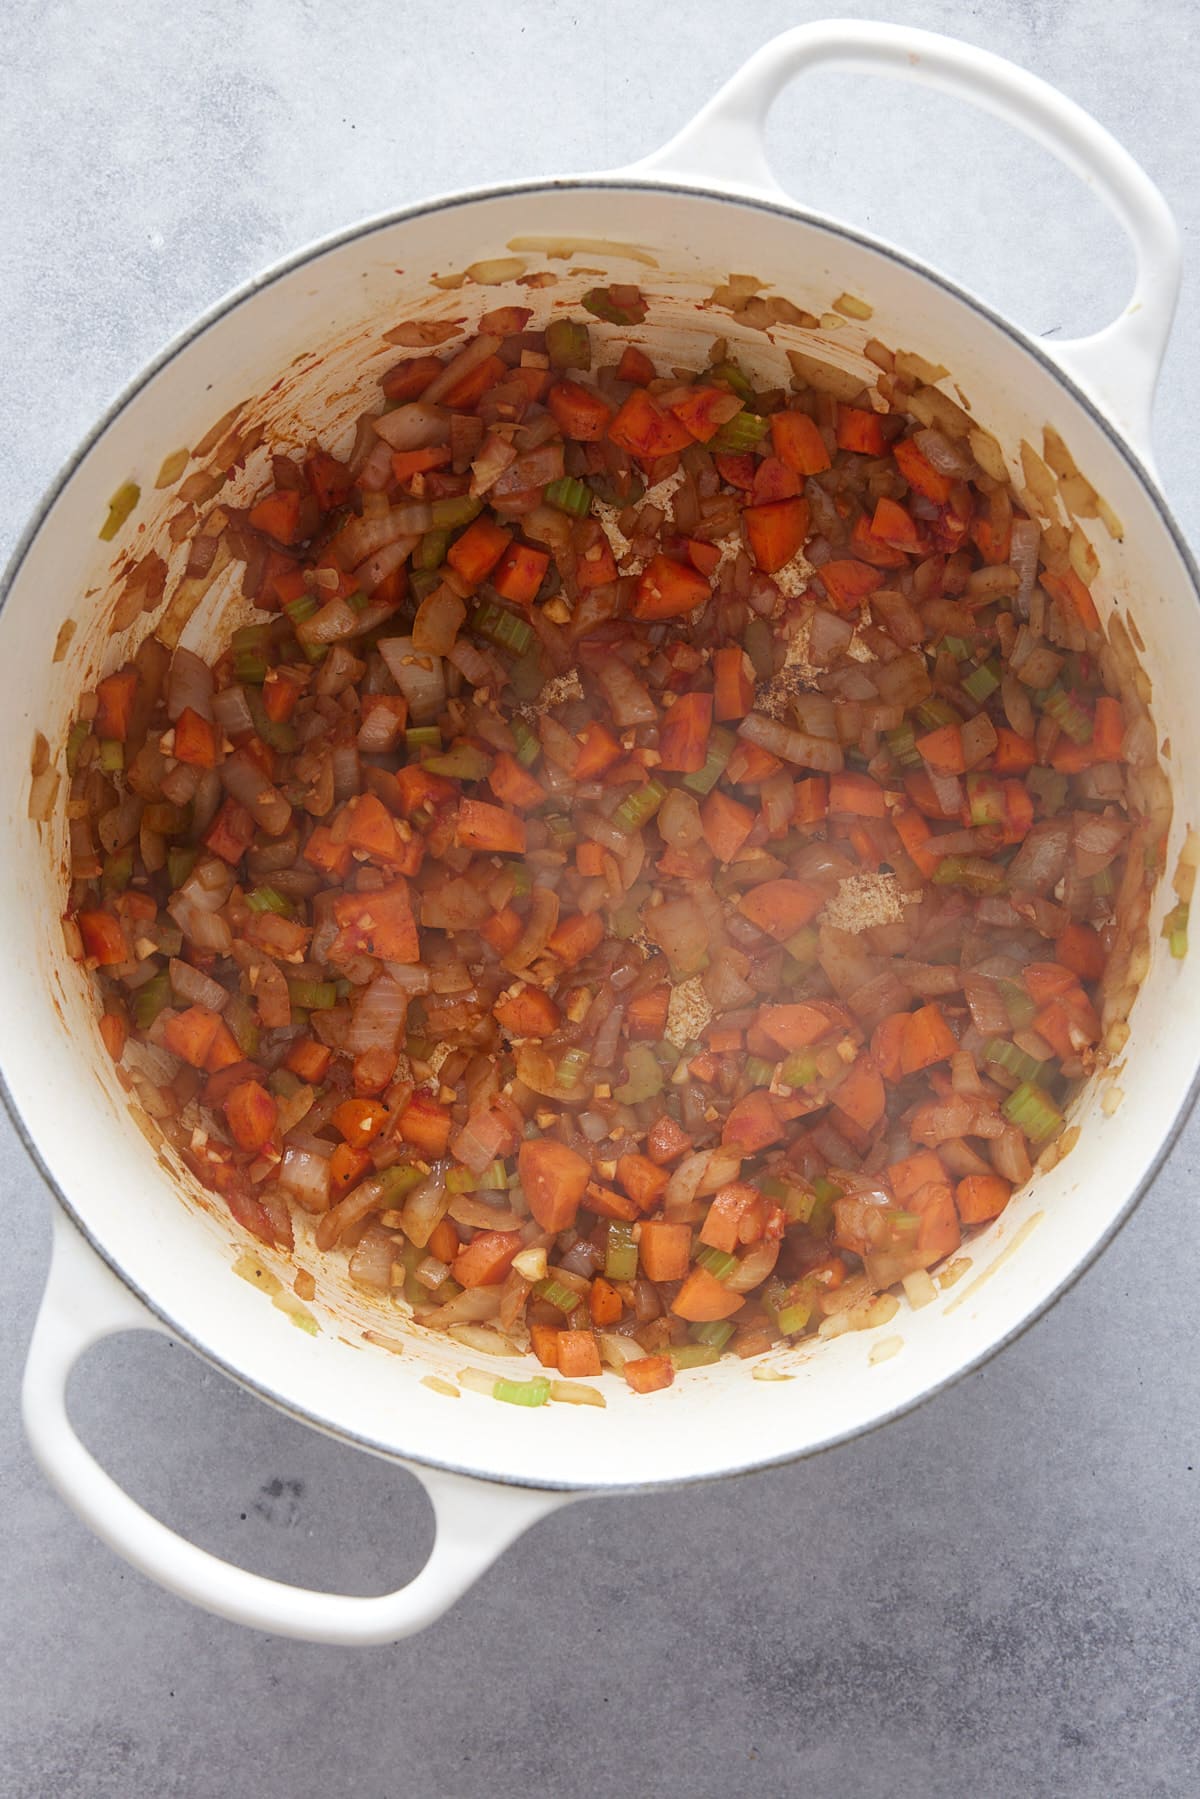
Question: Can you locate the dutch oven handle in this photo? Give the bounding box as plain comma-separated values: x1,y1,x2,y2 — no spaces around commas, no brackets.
633,20,1180,465
22,1211,570,1645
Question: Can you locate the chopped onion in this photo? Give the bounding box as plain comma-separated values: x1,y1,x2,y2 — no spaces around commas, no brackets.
167,647,214,722
591,655,658,727
212,683,255,740
739,711,845,773
421,334,503,405
169,957,229,1012
279,1144,332,1213
220,749,292,835
347,975,408,1054
371,403,453,452
379,637,446,722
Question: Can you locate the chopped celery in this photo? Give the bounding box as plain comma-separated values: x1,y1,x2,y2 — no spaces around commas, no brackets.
779,1051,819,1090
614,1043,663,1104
776,1299,812,1336
783,926,819,966
99,480,140,542
430,494,482,530
378,1162,425,1204
166,846,198,890
545,317,591,371
346,590,370,614
694,1244,736,1283
415,528,450,572
284,593,318,626
915,695,959,731
962,659,1001,702
669,1343,721,1371
743,1055,775,1088
581,286,647,326
471,600,535,657
285,978,337,1010
232,623,272,656
543,476,592,519
133,970,171,1030
1002,1080,1064,1143
494,1375,551,1408
967,774,1007,827
711,411,767,453
1041,683,1093,745
424,744,492,781
409,568,441,601
533,1276,582,1315
246,884,293,916
1092,866,1116,899
445,1159,509,1193
683,727,733,796
98,738,124,774
1163,901,1190,960
555,1046,590,1093
983,1036,1045,1085
234,650,269,685
886,722,921,768
690,1319,735,1350
511,718,540,767
65,721,91,776
268,1067,303,1100
933,854,1007,895
544,813,576,851
707,359,754,402
612,779,666,835
812,1176,843,1204
509,863,533,899
509,649,545,701
998,978,1036,1029
101,847,133,895
406,726,442,752
605,1223,638,1282
246,685,296,753
940,634,971,661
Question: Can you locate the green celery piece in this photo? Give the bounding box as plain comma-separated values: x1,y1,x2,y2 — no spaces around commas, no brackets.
405,726,441,752
614,1043,663,1105
471,600,535,657
669,1343,721,1371
605,1224,639,1283
694,1244,736,1283
65,721,91,776
581,286,647,326
98,738,124,774
555,1046,590,1093
509,863,533,899
780,1051,819,1090
101,848,134,895
431,494,482,531
916,695,958,731
99,480,139,541
743,1055,774,1088
511,718,540,767
776,1299,812,1336
932,854,1007,895
423,744,491,781
494,1376,551,1408
543,476,592,519
690,1320,735,1349
415,528,450,572
246,884,293,916
962,659,1001,702
1041,683,1093,745
998,978,1036,1029
983,1036,1045,1085
285,592,318,626
1002,1080,1064,1143
1163,901,1190,960
683,727,733,796
533,1276,582,1316
132,970,171,1031
711,411,767,453
707,359,754,402
285,977,337,1010
545,318,592,371
612,779,666,835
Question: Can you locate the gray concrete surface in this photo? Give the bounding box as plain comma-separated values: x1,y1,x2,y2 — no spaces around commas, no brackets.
2,2,1198,1794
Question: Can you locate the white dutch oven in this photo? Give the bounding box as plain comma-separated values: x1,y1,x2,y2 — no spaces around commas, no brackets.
4,22,1196,1646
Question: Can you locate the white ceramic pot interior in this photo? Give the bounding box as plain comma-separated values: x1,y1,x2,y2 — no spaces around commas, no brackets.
2,183,1197,1491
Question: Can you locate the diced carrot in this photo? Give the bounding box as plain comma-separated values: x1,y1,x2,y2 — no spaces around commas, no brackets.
713,451,757,491
530,1323,562,1368
616,345,656,386
771,410,831,476
455,798,526,855
439,352,507,410
76,908,128,966
248,489,304,545
956,1174,1013,1225
305,448,354,510
624,1355,675,1394
555,1330,602,1377
832,1055,887,1131
871,1012,910,1083
480,906,523,955
1022,961,1077,1005
756,1002,839,1051
1091,695,1124,762
901,1002,958,1074
585,1181,640,1222
744,497,809,574
836,405,886,455
204,1019,245,1073
910,1180,961,1259
991,727,1037,775
638,1221,692,1282
445,515,511,586
94,667,139,743
892,807,939,879
667,385,739,443
699,1183,762,1255
616,1151,670,1210
491,541,550,605
427,1219,460,1265
631,553,711,621
356,692,407,750
893,435,954,504
169,706,217,768
264,561,307,608
658,691,713,772
829,770,888,817
163,1004,220,1068
354,1045,398,1096
706,1025,743,1054
970,513,1012,565
607,389,693,459
722,1090,785,1152
328,1142,371,1200
819,558,885,611
452,1229,524,1288
381,354,443,402
870,495,926,553
284,1037,332,1083
572,720,622,779
204,797,256,865
518,1138,591,1233
1056,920,1106,983
672,1266,745,1322
1001,779,1035,843
1041,566,1101,632
711,646,755,722
916,723,967,777
397,1092,453,1158
223,1079,278,1153
547,378,613,441
264,667,308,725
98,1010,127,1061
331,1097,389,1149
793,776,829,827
726,741,783,787
589,1275,623,1327
888,1149,947,1203
390,445,452,483
392,763,458,817
343,790,404,864
493,986,560,1037
546,912,604,968
645,1114,691,1165
487,752,546,811
684,538,721,578
576,842,606,878
737,879,826,940
303,824,353,880
700,788,756,863
331,880,420,963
